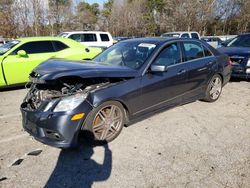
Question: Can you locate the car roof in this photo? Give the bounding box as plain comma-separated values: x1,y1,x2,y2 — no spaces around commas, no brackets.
15,36,85,47
17,36,72,42
163,31,199,34
61,31,110,34
201,36,220,38
119,37,201,45
239,33,250,36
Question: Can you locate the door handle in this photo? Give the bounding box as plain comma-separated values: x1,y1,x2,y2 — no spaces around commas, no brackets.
207,61,214,65
177,69,186,75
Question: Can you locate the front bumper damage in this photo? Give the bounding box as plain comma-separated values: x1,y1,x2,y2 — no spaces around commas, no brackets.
21,101,93,148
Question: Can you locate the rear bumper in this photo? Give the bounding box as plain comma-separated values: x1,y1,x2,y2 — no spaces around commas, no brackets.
231,65,250,79
231,72,250,79
21,101,93,148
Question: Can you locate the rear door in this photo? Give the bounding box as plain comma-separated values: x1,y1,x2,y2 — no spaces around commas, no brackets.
181,41,216,100
3,41,56,85
135,42,189,115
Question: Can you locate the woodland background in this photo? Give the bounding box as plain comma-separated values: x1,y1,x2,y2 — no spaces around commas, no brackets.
0,0,249,38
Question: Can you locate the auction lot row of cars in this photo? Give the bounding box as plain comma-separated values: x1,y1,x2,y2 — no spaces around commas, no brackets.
0,31,249,149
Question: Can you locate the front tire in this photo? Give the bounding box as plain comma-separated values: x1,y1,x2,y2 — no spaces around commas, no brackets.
83,101,125,143
203,74,223,102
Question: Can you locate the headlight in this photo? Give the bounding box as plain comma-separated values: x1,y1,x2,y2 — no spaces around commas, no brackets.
53,94,87,112
247,58,250,67
43,100,57,112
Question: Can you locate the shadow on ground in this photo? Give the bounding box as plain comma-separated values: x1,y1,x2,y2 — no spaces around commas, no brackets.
0,85,25,92
229,77,249,82
45,139,112,188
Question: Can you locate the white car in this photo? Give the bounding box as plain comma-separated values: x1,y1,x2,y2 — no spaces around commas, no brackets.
58,31,113,48
161,31,200,39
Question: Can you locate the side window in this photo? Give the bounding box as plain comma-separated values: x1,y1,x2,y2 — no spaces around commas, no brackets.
183,42,204,61
69,34,81,42
153,43,181,66
52,41,69,51
191,33,199,39
100,34,110,41
181,33,190,38
82,34,97,42
203,45,213,57
13,41,55,54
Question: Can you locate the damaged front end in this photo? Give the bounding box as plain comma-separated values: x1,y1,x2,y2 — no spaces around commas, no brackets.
20,75,123,148
21,77,112,112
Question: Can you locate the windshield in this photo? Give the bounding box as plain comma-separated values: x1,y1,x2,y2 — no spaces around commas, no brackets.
227,35,250,47
93,41,157,70
58,32,69,38
0,40,19,55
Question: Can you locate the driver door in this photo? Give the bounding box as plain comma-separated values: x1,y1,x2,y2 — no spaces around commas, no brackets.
3,41,56,85
135,42,189,115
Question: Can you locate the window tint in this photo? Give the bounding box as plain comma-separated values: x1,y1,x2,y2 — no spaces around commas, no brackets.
82,34,97,42
181,33,190,38
52,41,69,51
183,42,204,61
203,45,213,57
69,34,81,42
191,33,199,39
153,43,181,66
100,34,110,41
13,41,55,54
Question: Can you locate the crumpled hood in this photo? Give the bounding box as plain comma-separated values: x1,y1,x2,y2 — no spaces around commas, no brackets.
31,59,138,81
218,47,250,57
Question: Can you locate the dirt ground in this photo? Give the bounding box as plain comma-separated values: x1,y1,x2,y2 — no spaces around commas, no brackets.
0,80,249,188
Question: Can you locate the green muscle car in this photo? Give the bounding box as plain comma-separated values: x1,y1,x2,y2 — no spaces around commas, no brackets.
0,37,102,87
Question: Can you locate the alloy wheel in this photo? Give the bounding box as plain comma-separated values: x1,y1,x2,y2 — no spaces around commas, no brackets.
209,77,222,100
92,105,123,141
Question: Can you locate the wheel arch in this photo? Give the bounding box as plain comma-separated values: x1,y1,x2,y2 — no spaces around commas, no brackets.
93,98,131,124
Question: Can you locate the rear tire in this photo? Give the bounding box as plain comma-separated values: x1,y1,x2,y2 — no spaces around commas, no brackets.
83,101,125,144
203,74,223,102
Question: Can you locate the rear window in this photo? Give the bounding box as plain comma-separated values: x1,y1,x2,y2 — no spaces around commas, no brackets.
191,33,199,39
181,33,190,38
52,41,69,51
100,34,110,41
228,35,250,47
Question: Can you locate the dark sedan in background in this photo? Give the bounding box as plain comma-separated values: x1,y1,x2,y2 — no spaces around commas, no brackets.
21,37,232,148
219,33,250,79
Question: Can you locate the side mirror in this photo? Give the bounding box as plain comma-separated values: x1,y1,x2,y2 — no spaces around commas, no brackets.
17,50,27,57
150,65,168,72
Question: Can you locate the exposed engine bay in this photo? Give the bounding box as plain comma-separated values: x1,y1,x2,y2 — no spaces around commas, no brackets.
22,76,126,111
